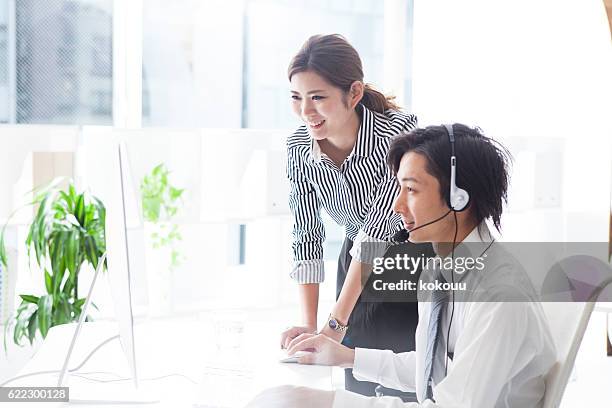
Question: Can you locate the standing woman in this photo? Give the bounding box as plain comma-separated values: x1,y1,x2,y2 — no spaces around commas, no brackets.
281,34,432,398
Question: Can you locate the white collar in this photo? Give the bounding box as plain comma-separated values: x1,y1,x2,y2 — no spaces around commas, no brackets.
431,221,495,282
308,104,375,164
462,222,494,244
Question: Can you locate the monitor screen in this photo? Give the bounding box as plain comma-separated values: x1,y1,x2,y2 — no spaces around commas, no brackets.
104,141,139,387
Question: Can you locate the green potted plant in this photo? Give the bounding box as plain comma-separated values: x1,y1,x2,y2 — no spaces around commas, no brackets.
1,181,106,347
140,163,184,316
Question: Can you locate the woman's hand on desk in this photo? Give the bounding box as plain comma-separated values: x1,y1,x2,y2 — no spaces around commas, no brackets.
286,333,355,367
280,325,316,349
245,385,334,408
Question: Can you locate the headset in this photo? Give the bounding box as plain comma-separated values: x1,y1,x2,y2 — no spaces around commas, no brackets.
443,123,468,377
443,123,478,383
390,124,470,243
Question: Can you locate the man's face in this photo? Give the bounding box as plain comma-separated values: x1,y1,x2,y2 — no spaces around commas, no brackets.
392,152,455,243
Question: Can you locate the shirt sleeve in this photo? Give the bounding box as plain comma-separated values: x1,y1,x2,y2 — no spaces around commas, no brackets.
333,302,544,408
287,147,326,283
352,348,417,392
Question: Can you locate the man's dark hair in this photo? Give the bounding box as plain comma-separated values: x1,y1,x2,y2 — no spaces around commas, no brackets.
387,124,512,231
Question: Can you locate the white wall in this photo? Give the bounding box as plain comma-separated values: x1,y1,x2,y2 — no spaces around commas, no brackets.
412,0,612,242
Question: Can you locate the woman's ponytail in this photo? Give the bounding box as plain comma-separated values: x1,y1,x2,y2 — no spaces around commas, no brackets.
361,83,400,113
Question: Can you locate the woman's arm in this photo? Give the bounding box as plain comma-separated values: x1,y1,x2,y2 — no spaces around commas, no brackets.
282,145,325,348
300,283,319,329
286,260,366,346
322,258,366,340
281,283,320,349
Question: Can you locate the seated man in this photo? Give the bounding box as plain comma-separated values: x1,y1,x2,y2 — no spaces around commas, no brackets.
246,124,556,407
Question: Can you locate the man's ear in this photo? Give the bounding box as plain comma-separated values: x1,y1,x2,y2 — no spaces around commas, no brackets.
349,81,364,109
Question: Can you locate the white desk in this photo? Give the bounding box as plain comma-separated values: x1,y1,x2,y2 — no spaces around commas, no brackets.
4,313,332,407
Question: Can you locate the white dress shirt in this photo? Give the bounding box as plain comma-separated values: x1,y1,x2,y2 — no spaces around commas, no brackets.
333,223,557,408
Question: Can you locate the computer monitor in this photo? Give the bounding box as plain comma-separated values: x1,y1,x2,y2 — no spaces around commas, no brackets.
58,141,139,390
104,142,139,387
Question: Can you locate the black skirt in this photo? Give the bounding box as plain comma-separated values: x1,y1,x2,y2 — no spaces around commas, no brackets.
337,237,434,398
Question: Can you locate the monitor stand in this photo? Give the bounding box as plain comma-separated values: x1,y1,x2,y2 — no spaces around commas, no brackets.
52,252,159,405
52,321,160,405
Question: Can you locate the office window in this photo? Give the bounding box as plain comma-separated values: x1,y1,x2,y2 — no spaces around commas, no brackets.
0,0,113,125
90,34,111,77
0,25,6,85
0,2,9,123
141,0,412,130
243,0,386,129
142,0,245,127
90,89,111,115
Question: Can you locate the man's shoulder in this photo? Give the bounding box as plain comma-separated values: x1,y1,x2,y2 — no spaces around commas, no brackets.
468,243,540,302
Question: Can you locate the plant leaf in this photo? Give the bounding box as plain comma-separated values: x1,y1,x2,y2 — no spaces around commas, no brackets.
0,225,8,270
66,230,77,277
19,294,40,304
27,311,38,345
44,270,53,294
59,191,73,213
37,295,52,338
169,187,184,201
13,182,107,342
75,193,85,226
13,303,34,346
54,295,72,324
14,315,25,346
84,236,96,268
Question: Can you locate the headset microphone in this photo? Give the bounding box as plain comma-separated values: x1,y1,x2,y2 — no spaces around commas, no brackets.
391,228,409,243
390,209,453,244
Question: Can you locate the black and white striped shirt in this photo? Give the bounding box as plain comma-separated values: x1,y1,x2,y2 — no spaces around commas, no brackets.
287,104,418,283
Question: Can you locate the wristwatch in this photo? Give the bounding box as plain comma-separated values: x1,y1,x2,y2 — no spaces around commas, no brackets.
327,314,349,333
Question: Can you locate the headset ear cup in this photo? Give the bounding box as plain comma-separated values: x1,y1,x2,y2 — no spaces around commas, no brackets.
446,123,470,212
450,188,470,212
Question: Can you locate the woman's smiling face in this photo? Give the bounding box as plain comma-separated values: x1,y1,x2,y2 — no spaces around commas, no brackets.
290,70,356,141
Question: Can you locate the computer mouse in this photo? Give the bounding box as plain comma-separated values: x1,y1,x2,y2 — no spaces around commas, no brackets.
280,350,313,364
